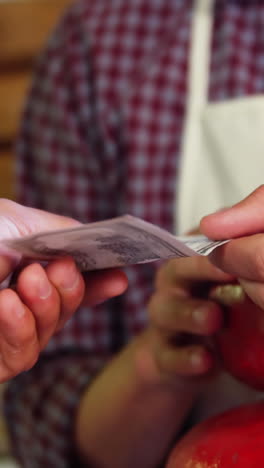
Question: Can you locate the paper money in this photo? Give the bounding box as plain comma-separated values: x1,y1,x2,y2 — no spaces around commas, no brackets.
2,215,228,271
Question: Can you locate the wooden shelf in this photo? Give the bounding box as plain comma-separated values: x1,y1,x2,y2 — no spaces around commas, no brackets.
0,0,73,201
0,0,73,64
0,151,15,200
0,71,31,143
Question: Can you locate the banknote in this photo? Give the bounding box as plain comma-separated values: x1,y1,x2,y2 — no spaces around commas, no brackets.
2,215,228,271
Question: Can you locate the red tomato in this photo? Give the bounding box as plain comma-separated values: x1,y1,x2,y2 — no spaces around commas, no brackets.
212,285,264,391
166,402,264,468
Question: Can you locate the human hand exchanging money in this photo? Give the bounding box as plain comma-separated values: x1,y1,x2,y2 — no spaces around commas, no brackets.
201,186,264,311
141,255,234,385
0,199,128,382
75,254,234,468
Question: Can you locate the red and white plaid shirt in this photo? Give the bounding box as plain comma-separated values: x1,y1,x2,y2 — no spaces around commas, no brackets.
5,0,264,466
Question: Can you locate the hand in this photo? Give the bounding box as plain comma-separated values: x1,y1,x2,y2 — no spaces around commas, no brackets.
0,199,128,382
200,185,264,310
138,256,233,386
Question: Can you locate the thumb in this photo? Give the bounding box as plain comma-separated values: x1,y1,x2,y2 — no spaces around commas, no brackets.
0,199,81,283
0,199,80,240
200,186,264,240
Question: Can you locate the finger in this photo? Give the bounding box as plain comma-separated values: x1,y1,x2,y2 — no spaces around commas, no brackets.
200,185,264,240
0,289,39,380
0,198,81,239
0,198,81,286
148,292,223,335
0,249,21,286
82,269,128,306
16,263,62,348
208,234,264,281
156,342,213,377
45,257,85,330
156,256,233,291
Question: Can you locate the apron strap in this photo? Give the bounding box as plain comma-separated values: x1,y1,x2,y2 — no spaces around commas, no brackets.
175,0,214,234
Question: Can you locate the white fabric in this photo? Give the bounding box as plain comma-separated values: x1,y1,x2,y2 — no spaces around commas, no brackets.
175,0,264,234
175,0,264,419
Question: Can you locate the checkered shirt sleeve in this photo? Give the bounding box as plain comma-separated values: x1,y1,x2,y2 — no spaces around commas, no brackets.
5,354,109,467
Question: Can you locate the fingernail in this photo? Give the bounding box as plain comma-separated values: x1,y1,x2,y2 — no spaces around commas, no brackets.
61,265,79,290
193,307,208,324
38,276,52,299
210,284,245,305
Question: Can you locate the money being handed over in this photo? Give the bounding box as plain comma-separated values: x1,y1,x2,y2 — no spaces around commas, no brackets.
2,215,228,271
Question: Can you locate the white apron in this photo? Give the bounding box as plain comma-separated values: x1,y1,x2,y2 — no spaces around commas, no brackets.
175,0,264,235
176,0,264,420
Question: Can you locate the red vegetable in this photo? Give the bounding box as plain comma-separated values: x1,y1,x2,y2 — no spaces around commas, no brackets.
211,284,264,391
167,286,264,467
166,402,264,468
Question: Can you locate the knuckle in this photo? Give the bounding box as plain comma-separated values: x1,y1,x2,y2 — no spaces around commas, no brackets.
5,342,40,374
155,260,174,289
20,329,38,348
8,327,38,354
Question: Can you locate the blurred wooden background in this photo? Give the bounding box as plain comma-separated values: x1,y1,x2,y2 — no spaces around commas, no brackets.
0,0,73,201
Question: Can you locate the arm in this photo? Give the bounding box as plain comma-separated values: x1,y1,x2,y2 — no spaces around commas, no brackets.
75,256,232,468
